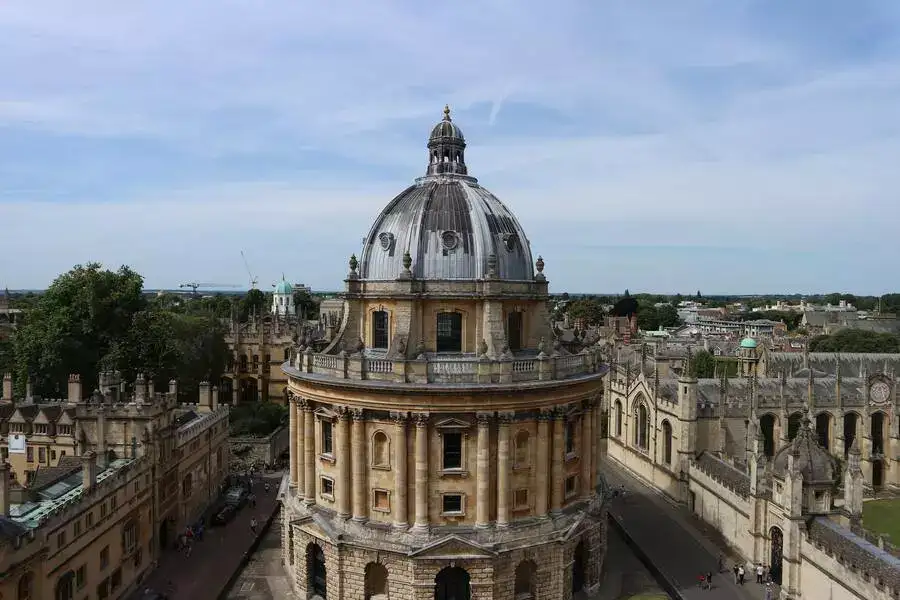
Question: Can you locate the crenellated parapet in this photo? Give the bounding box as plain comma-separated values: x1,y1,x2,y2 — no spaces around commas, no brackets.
176,406,229,448
807,517,900,595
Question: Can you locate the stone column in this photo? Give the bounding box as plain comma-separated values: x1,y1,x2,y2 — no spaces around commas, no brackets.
536,409,551,519
476,413,492,528
413,413,430,531
497,413,511,527
393,413,409,529
551,408,565,514
351,408,367,522
581,403,593,499
289,396,298,486
337,408,352,518
592,399,602,489
296,400,306,497
303,404,316,505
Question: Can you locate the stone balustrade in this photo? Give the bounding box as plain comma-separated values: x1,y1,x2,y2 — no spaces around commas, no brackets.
287,346,605,385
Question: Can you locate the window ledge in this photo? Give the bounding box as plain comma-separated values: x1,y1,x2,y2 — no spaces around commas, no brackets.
372,506,391,514
321,493,335,502
512,465,530,473
441,510,465,517
319,453,336,464
565,452,578,463
371,464,391,472
440,468,469,478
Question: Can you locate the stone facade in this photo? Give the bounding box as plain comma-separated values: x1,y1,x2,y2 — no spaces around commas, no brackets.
279,108,608,600
230,425,289,469
606,339,900,599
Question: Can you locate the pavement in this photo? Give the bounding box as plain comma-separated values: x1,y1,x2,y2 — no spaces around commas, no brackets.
603,461,779,600
130,471,283,600
593,525,669,600
225,509,294,599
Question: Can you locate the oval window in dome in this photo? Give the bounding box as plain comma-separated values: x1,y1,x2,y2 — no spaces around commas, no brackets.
441,230,459,251
503,233,519,252
378,232,394,251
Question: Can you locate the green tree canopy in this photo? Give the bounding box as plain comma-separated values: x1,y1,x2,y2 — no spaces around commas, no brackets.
12,263,227,400
292,289,320,320
808,330,900,353
229,401,288,436
566,298,606,326
692,350,716,378
238,288,267,322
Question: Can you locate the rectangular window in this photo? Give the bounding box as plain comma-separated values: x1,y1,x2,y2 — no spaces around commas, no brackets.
565,421,576,455
110,494,118,510
26,446,33,462
51,449,57,460
514,489,529,509
110,568,122,591
57,530,67,548
373,489,390,512
442,494,463,515
100,545,109,570
97,578,110,600
86,512,94,527
73,519,81,536
372,311,389,349
436,312,463,353
322,421,334,455
565,475,578,498
76,565,86,590
39,447,46,463
443,432,463,470
320,477,334,499
507,311,523,352
123,521,137,554
100,502,108,519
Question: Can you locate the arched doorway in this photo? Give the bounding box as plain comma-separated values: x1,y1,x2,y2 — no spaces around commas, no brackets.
815,413,831,450
307,543,327,598
434,566,470,600
759,414,776,457
844,413,859,458
787,412,803,441
364,563,388,599
769,527,783,585
873,459,885,489
572,541,586,594
158,520,170,549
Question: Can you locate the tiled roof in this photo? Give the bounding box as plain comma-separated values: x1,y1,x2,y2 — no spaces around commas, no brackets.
27,456,82,491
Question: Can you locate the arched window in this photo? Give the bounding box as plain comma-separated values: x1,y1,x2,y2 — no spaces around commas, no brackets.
55,571,75,600
283,348,290,361
18,572,34,600
436,312,463,353
634,403,649,450
514,560,537,598
372,311,389,349
372,431,390,468
615,401,623,437
662,420,673,464
364,562,389,598
514,430,530,468
239,355,248,371
507,311,523,352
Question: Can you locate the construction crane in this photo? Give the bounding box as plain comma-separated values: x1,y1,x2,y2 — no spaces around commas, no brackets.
241,250,259,289
179,282,241,296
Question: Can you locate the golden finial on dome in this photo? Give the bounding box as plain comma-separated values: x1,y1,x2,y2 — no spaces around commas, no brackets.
443,104,451,121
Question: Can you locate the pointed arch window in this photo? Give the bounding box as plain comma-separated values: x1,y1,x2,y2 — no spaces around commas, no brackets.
662,420,673,464
615,401,623,437
634,403,649,450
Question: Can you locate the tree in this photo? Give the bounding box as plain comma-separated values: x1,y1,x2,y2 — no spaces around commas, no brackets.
238,289,267,322
292,289,320,320
566,298,606,326
656,304,681,328
692,350,716,378
808,330,900,353
229,401,288,436
13,263,146,396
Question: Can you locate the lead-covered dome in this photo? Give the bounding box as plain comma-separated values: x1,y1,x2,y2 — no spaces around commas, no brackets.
358,107,535,282
772,412,836,486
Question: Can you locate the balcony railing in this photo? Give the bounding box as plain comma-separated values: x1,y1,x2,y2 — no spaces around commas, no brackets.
287,347,606,385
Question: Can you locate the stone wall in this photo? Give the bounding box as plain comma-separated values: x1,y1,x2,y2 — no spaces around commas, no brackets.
688,456,752,558
607,438,682,501
229,425,289,469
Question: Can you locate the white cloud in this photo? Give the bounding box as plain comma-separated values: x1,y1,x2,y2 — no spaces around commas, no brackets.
0,1,898,293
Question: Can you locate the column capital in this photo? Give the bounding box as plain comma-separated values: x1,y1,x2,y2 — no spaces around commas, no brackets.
553,405,570,419
391,411,408,426
296,397,309,410
538,408,554,421
351,407,365,421
287,390,295,402
412,412,429,428
497,411,515,425
476,412,493,427
302,399,314,413
336,406,352,421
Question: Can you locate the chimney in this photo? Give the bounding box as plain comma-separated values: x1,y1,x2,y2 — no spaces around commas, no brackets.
25,378,33,400
67,374,82,403
168,379,178,399
134,373,147,404
211,386,219,412
198,381,212,413
148,379,156,398
81,451,98,492
2,373,12,400
0,462,9,516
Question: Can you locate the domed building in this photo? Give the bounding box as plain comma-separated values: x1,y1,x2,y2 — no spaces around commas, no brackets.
280,107,608,600
273,276,296,316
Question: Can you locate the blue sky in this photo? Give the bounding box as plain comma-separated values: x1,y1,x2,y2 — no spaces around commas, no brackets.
2,1,899,294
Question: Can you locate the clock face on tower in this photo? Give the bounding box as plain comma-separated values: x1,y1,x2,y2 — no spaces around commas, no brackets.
870,381,891,405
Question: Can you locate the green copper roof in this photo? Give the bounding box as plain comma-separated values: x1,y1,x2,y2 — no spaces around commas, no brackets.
275,279,293,294
740,337,758,349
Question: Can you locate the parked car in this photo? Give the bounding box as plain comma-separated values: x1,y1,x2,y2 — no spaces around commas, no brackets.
212,504,237,526
223,486,249,508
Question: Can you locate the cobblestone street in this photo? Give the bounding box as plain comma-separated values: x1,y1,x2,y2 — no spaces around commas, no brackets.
225,509,292,600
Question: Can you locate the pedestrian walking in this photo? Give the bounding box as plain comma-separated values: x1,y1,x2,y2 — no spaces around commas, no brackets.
250,517,258,535
705,571,713,589
265,482,271,493
738,565,745,585
717,553,725,573
698,574,706,589
765,582,773,600
756,563,764,583
733,564,739,584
